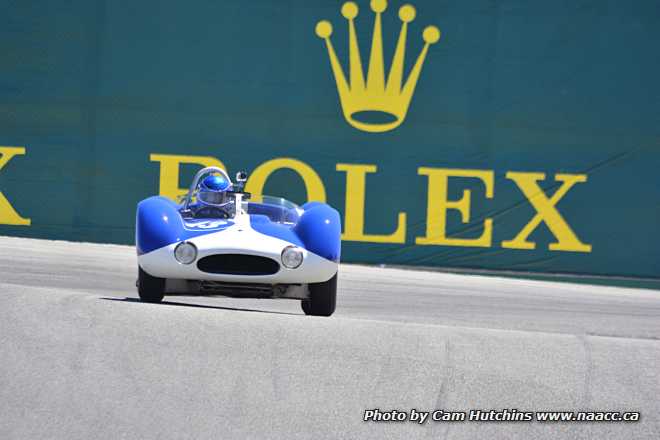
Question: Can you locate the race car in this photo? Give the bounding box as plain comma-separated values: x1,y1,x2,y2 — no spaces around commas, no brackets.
135,166,341,316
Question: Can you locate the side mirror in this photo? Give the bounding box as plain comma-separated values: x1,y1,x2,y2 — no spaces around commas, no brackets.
234,171,248,192
235,171,248,183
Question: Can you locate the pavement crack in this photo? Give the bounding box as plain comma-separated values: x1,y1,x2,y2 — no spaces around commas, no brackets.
427,340,454,440
578,334,593,409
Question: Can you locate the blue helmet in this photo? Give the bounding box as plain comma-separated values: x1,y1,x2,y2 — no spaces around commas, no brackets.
198,174,231,206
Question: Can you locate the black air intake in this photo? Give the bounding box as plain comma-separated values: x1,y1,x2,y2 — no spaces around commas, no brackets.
197,254,280,275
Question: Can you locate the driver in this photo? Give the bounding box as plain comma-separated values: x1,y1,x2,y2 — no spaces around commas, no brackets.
192,174,233,218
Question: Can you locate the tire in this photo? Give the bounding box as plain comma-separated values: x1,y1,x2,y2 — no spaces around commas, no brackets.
301,273,337,317
137,266,165,303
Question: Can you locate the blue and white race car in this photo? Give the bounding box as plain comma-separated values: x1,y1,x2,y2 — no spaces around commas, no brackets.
135,166,341,316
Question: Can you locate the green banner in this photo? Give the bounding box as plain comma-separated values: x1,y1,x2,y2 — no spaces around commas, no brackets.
1,0,659,279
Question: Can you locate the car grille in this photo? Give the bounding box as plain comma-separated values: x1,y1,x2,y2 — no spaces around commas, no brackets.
196,254,280,275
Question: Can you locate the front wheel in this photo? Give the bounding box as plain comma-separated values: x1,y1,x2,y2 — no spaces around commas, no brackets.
301,273,337,317
137,266,165,303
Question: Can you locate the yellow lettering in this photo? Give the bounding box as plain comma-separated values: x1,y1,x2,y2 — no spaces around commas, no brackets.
502,172,591,252
336,163,406,243
245,158,326,203
416,168,493,247
0,147,30,226
150,153,226,201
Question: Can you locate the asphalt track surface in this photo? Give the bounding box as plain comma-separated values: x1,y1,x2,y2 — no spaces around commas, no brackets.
1,236,659,440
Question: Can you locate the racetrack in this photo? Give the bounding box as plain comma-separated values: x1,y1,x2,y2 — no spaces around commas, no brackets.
1,236,659,439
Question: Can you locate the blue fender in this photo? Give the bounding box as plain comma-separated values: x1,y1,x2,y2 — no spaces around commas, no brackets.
294,203,341,262
136,196,213,255
300,201,326,211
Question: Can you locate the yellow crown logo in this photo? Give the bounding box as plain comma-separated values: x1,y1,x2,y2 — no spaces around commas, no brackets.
316,0,440,133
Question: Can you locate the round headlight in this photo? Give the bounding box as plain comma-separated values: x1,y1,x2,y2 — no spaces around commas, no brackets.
281,246,303,269
174,242,197,264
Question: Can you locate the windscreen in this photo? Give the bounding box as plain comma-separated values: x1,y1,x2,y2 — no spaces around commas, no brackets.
247,195,302,224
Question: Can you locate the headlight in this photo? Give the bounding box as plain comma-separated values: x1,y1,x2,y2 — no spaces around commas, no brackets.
281,246,303,269
174,242,197,264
